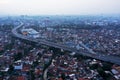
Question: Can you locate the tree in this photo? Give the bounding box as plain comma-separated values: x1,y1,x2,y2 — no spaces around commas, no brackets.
14,52,22,61
8,65,14,74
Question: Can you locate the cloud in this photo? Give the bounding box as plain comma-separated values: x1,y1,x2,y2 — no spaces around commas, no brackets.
0,0,120,15
0,0,9,4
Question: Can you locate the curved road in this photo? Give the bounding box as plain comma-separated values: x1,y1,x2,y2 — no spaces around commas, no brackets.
12,22,120,66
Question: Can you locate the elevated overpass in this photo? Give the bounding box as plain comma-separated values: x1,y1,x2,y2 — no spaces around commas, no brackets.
12,22,120,66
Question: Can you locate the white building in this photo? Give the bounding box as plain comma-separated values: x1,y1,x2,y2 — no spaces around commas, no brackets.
21,28,39,38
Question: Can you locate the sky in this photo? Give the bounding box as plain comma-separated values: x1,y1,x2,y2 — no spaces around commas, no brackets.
0,0,120,15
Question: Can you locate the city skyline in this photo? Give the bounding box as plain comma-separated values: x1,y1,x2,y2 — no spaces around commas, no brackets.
0,0,120,16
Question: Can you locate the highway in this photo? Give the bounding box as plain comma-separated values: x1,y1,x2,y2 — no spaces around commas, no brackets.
12,23,120,66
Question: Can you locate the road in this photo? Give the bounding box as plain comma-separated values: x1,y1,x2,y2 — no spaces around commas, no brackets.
12,22,120,66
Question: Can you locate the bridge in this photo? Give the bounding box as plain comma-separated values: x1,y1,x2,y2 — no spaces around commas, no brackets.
12,22,120,66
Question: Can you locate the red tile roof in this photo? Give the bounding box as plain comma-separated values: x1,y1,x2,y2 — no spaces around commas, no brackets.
79,78,90,80
17,76,25,80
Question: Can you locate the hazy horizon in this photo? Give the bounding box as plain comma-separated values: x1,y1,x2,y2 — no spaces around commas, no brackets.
0,0,120,16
